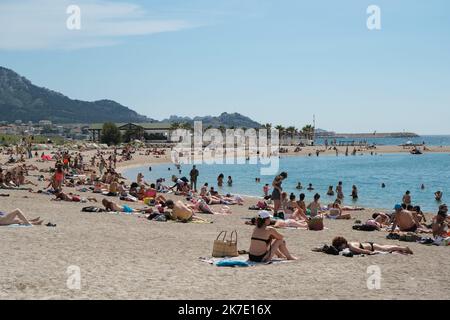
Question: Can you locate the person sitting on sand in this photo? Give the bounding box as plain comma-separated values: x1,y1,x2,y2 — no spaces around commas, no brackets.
263,183,270,198
248,211,297,262
296,193,307,213
391,204,422,232
402,191,412,206
332,236,413,255
169,175,190,194
106,177,119,196
307,193,322,217
209,187,219,197
431,209,449,245
200,183,208,196
102,198,137,213
325,200,351,220
326,186,334,196
412,206,427,224
0,209,43,226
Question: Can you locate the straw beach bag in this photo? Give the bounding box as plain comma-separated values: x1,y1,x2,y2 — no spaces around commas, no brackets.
308,216,324,231
212,231,238,257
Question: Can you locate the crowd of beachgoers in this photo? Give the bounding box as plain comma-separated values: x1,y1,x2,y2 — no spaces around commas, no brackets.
1,140,449,265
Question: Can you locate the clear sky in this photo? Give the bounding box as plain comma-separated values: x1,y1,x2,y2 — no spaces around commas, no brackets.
1,0,449,134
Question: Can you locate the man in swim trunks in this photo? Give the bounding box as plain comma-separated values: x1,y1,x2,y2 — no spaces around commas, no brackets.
391,204,421,232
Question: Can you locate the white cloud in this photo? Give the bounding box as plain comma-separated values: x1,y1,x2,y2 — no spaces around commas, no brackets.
0,0,194,50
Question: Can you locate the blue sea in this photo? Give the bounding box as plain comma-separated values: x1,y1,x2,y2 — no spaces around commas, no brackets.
124,152,449,213
315,135,450,146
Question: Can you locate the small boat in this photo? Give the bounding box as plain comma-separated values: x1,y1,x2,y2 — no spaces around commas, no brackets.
410,149,423,155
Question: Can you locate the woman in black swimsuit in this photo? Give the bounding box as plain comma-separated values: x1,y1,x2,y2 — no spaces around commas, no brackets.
332,237,413,255
248,211,297,262
271,172,287,216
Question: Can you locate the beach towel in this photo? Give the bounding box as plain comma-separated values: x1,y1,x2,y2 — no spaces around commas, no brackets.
81,206,106,213
199,256,293,267
353,224,378,232
0,224,33,228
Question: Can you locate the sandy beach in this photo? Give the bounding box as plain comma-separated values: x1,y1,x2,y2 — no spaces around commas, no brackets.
0,145,449,300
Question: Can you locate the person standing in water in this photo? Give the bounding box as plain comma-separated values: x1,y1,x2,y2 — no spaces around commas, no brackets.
271,172,288,216
351,185,358,200
327,186,335,196
336,181,344,200
217,173,224,187
189,165,199,192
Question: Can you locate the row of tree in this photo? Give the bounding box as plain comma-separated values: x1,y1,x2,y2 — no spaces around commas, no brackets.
100,122,165,145
170,122,315,140
100,122,315,146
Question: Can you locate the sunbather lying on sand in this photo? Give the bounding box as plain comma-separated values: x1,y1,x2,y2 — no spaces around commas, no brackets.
165,199,209,222
53,190,97,203
0,209,43,226
188,198,232,215
332,236,413,255
102,198,137,213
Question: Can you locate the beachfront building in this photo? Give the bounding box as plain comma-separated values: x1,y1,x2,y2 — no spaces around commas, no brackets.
88,123,172,143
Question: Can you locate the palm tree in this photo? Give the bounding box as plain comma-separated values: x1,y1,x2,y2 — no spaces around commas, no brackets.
181,122,192,131
275,125,285,137
286,126,296,138
301,124,315,140
170,122,181,130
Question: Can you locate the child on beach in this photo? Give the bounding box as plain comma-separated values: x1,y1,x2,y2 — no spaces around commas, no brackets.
263,184,270,197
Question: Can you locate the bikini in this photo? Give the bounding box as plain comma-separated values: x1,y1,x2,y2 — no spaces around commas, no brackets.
249,237,272,262
359,242,375,251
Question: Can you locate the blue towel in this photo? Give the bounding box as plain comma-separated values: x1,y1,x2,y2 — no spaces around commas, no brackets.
216,260,249,267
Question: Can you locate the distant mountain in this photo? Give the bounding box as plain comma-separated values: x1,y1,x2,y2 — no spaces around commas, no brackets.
163,112,262,128
0,67,151,124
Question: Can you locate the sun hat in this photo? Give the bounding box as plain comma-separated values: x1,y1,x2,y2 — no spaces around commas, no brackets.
258,210,271,219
